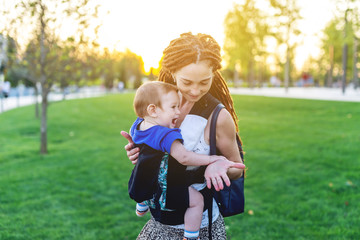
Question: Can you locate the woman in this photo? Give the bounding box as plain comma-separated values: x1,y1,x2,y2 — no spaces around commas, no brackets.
122,32,244,240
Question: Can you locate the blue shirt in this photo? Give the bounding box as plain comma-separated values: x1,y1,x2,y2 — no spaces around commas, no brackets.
130,117,184,153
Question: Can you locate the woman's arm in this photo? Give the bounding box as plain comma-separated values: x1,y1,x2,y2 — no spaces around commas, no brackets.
213,109,244,179
170,140,228,166
203,109,244,191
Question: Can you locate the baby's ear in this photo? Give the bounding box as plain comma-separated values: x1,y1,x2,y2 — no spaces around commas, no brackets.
146,104,157,117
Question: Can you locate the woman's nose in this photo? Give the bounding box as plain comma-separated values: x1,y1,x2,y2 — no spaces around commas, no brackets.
190,87,200,96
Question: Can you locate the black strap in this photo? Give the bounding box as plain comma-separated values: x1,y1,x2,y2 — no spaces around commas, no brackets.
207,103,225,240
210,104,225,155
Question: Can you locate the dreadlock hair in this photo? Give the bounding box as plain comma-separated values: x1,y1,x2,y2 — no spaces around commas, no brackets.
158,32,243,146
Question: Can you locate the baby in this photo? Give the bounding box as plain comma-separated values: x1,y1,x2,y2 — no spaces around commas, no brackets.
127,81,229,240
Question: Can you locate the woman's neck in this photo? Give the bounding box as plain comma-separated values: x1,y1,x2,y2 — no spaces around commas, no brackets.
178,92,195,108
176,95,195,128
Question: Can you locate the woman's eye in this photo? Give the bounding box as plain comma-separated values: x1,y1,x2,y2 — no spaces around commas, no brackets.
201,81,209,85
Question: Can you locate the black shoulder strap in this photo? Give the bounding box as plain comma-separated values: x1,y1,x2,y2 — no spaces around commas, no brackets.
207,103,225,240
210,104,225,155
189,93,221,119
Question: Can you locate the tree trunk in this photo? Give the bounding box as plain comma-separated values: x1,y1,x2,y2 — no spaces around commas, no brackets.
327,45,334,87
0,73,3,112
233,66,239,87
250,60,255,88
342,43,348,94
248,60,255,89
259,62,263,88
34,86,39,118
353,37,358,89
40,89,48,154
62,87,66,100
284,47,290,93
342,10,348,94
0,94,3,113
39,1,48,154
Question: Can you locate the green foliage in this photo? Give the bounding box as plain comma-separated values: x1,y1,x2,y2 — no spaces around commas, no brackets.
5,0,105,153
319,17,356,84
7,0,102,91
301,1,360,87
269,0,302,86
118,49,145,89
224,0,270,85
3,35,17,70
5,64,34,88
0,34,18,85
223,0,302,86
97,48,145,90
0,94,359,239
101,48,117,90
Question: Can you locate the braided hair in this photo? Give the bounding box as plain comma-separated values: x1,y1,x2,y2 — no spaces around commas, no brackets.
158,32,243,145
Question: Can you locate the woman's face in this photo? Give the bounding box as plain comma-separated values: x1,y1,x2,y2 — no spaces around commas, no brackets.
173,60,213,103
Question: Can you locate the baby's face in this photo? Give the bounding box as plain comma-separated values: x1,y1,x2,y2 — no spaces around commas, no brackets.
155,91,180,128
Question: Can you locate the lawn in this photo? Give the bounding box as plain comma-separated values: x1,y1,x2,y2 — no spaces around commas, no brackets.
0,93,359,239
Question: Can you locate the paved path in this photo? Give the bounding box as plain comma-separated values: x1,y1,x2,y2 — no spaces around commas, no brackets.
0,89,107,114
230,87,360,102
1,87,359,114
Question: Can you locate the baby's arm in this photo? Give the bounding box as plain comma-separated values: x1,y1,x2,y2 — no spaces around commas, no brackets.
170,140,227,166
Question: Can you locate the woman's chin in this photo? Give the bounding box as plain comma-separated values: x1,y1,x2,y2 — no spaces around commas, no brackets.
185,94,202,102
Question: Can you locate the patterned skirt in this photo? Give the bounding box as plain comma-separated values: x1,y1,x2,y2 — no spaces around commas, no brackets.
136,215,226,240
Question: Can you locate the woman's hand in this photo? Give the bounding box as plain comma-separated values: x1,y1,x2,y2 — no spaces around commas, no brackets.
121,131,140,165
209,155,228,164
204,159,245,191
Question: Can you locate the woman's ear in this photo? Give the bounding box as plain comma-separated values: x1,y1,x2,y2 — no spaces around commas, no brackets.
146,104,157,117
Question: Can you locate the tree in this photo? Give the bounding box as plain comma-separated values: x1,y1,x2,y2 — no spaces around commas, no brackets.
321,18,350,88
270,0,302,92
148,67,156,81
332,0,360,92
224,0,270,88
353,4,360,89
53,37,87,99
317,1,359,89
321,19,343,87
117,49,145,89
5,0,100,154
1,35,17,81
101,48,117,90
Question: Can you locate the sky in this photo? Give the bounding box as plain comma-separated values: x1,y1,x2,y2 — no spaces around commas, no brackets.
0,0,342,73
96,0,339,72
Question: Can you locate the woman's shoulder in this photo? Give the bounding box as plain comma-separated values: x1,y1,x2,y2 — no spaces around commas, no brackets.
216,108,234,127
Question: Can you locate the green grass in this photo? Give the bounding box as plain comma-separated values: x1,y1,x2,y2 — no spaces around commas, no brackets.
0,93,359,239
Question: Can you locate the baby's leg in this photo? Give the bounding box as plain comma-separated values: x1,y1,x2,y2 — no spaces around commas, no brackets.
184,186,204,239
136,202,149,217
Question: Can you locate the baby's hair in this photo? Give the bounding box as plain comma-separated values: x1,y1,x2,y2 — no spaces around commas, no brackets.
157,32,242,145
133,81,178,118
